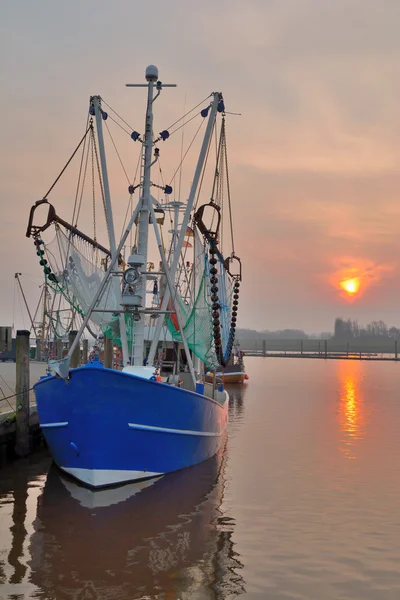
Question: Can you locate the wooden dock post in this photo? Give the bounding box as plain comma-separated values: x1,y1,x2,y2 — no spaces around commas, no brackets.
69,330,80,368
56,338,63,360
262,339,266,356
15,330,30,457
35,338,41,362
395,340,398,361
324,339,327,359
104,336,113,369
82,339,89,364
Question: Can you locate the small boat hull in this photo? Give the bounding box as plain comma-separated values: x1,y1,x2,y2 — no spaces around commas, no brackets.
34,361,228,488
205,371,247,385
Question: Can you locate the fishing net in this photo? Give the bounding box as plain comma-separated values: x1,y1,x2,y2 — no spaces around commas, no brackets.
44,228,134,346
165,231,234,370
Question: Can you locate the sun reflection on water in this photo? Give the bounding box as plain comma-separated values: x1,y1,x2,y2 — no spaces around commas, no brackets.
338,361,365,459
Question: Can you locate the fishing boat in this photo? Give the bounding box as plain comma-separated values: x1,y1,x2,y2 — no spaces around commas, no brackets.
26,65,242,488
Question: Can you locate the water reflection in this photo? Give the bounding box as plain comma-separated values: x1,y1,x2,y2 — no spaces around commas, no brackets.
338,361,365,459
26,446,245,599
227,384,247,420
8,476,28,584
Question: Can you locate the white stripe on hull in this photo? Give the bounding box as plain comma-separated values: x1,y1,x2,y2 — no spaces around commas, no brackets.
61,466,163,488
127,422,227,437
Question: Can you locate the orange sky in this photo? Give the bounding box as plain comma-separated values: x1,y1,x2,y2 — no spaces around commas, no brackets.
1,0,400,333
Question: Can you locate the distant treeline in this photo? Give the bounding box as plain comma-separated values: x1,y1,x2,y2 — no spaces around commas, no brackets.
236,328,329,340
334,318,400,341
237,319,400,341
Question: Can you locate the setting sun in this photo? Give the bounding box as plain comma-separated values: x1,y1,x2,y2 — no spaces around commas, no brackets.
340,278,360,295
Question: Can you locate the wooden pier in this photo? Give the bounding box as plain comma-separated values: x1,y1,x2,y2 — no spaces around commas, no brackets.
0,330,47,464
240,338,400,361
0,329,91,466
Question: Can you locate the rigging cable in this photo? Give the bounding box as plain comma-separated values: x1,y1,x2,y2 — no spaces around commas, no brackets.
178,93,186,203
222,118,236,254
100,99,135,133
74,129,91,226
42,124,92,200
168,117,205,186
104,120,131,184
71,114,91,229
168,111,202,138
165,94,212,132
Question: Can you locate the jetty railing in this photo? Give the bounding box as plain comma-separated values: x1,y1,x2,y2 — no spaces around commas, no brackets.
239,338,399,360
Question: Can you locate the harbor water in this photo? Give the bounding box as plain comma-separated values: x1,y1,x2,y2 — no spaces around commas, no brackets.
1,357,400,599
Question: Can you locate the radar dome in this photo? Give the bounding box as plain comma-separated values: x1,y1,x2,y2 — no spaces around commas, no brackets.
145,65,158,82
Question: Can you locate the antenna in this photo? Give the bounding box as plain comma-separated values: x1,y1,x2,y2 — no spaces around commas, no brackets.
126,64,177,88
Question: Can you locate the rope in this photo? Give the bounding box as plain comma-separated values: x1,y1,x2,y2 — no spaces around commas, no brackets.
194,119,215,213
106,114,131,136
63,121,92,278
165,94,212,131
0,374,15,396
104,119,131,184
101,99,135,133
0,386,35,409
120,149,142,243
43,124,92,199
210,120,224,203
169,111,201,138
168,118,205,186
75,130,91,226
71,116,91,229
157,157,166,189
178,93,186,203
222,118,235,254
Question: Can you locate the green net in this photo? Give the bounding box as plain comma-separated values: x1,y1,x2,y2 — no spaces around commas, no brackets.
166,270,218,370
101,313,135,348
165,235,234,371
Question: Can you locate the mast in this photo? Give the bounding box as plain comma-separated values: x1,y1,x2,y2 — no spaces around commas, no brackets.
130,68,156,366
125,65,176,366
92,96,130,366
147,92,221,366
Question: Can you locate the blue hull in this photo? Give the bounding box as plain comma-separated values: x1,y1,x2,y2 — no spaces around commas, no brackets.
34,361,228,487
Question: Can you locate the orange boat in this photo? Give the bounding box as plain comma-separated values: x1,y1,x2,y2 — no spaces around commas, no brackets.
205,348,248,385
